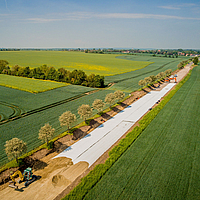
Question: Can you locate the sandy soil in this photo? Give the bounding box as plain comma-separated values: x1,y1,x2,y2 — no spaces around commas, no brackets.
0,64,193,200
0,157,88,200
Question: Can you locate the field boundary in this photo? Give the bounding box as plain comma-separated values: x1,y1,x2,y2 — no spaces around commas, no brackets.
61,67,193,200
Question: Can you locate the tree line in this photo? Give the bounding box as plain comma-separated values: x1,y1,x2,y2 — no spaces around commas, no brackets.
4,90,125,164
0,60,104,88
138,69,172,88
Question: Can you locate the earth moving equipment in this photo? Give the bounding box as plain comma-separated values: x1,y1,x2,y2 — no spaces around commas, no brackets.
165,75,177,83
9,168,37,189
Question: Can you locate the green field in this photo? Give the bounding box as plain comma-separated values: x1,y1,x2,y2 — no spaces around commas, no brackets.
0,51,152,76
0,84,95,120
105,55,188,92
84,66,200,199
0,52,190,166
0,86,117,165
0,74,68,93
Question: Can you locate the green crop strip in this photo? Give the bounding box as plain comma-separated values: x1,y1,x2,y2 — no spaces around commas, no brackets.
62,67,194,200
0,74,68,93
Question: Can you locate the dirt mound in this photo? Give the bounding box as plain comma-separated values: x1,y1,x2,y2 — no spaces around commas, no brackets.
37,157,73,179
52,175,70,187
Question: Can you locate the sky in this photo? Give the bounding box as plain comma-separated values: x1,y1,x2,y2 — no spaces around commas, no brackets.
0,0,200,49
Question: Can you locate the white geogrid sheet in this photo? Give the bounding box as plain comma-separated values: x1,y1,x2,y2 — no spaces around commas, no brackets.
54,83,176,167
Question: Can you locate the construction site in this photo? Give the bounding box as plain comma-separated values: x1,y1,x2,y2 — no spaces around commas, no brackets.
0,64,192,200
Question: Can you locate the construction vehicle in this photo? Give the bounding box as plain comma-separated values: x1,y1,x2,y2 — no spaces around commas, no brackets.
9,168,37,189
165,75,177,83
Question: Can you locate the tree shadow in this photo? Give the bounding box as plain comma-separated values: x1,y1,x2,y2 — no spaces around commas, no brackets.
72,129,88,140
147,85,155,90
23,157,48,171
101,113,112,120
120,102,128,108
53,141,69,153
89,119,101,129
142,88,149,93
112,106,123,114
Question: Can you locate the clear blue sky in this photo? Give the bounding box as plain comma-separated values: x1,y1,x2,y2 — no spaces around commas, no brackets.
0,0,200,49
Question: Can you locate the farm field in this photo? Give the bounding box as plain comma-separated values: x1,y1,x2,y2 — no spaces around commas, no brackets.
0,52,189,166
0,51,152,76
84,65,200,199
105,55,188,92
0,88,117,165
0,74,68,93
0,85,95,120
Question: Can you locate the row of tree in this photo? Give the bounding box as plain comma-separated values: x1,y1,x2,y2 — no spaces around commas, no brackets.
193,57,199,65
177,59,191,69
138,69,172,88
4,90,125,163
0,61,104,88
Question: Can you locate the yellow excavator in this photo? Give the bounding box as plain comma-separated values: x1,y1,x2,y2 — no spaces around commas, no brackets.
9,168,37,189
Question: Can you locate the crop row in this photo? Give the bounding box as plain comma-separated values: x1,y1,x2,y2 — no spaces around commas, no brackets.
84,67,199,199
0,85,95,115
0,89,117,165
107,58,185,92
63,66,196,200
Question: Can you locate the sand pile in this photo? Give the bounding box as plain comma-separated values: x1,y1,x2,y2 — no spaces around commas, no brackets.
52,175,70,187
36,157,73,179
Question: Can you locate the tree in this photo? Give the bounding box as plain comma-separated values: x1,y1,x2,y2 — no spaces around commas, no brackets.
105,93,116,108
92,99,105,113
138,79,146,88
193,57,199,65
4,138,27,163
177,63,183,69
144,77,152,85
59,111,76,131
149,75,156,83
38,123,55,146
0,60,9,73
78,104,93,123
11,65,20,75
160,72,165,78
165,69,172,76
156,73,162,80
114,90,125,102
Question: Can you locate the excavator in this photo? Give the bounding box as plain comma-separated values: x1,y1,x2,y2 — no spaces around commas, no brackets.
165,75,177,83
9,168,37,189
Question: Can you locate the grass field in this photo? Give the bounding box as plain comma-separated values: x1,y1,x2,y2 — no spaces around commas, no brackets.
84,65,200,199
0,51,152,76
0,74,68,93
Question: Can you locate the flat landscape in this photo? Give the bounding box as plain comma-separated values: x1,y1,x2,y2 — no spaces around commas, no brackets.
0,53,189,165
1,1,199,199
0,51,152,76
83,65,200,199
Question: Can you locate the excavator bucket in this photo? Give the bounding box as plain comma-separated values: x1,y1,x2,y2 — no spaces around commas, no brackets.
9,181,18,189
